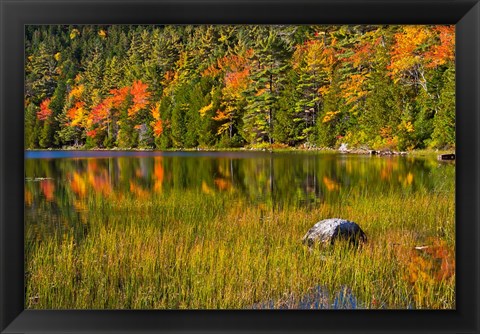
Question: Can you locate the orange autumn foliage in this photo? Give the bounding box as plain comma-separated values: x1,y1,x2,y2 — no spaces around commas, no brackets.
340,73,368,111
89,100,110,129
425,25,455,68
212,110,228,122
202,50,253,78
67,102,86,127
68,84,85,100
387,26,431,79
109,86,130,108
150,103,164,137
86,81,150,138
128,80,150,117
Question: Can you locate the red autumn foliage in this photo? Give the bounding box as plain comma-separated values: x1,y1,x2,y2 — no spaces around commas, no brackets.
89,101,110,126
86,129,98,138
36,98,52,121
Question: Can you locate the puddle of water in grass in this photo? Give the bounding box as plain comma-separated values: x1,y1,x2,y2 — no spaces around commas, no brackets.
251,285,359,309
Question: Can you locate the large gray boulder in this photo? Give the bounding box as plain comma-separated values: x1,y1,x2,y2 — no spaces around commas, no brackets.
302,218,367,247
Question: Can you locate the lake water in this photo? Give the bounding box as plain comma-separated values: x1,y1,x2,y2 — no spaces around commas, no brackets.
25,150,454,197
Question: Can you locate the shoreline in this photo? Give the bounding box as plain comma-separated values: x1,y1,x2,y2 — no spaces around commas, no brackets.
25,146,455,157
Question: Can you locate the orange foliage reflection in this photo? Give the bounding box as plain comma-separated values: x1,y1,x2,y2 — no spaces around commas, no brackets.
153,157,164,193
201,181,213,194
398,172,414,187
25,189,33,206
129,181,148,198
380,159,398,180
40,180,55,201
214,177,232,191
323,176,339,191
88,173,111,196
70,172,86,196
400,239,455,285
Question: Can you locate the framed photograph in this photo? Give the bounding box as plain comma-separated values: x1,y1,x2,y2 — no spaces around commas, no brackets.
1,0,479,333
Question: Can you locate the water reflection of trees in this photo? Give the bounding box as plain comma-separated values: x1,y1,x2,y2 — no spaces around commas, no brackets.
25,154,454,213
24,154,454,246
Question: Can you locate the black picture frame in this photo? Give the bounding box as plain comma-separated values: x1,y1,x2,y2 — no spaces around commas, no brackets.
1,0,479,333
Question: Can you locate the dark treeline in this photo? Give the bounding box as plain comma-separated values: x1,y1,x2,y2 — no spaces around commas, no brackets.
25,25,455,151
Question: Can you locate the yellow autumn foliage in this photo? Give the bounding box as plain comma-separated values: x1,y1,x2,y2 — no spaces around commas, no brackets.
198,102,213,117
322,110,340,123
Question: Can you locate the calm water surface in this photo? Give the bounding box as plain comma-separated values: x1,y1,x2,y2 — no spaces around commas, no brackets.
25,150,454,238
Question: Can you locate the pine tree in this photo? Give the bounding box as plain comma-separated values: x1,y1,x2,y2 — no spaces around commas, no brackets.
156,96,173,149
431,68,455,149
170,85,189,148
25,41,58,104
273,69,302,145
25,103,40,148
243,27,291,145
117,93,137,148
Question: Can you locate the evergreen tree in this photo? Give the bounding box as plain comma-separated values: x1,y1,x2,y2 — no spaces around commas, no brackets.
273,69,302,145
243,27,291,144
431,68,455,149
25,103,40,149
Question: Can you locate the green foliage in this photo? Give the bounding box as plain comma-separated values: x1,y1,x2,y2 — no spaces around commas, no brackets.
25,103,40,149
117,94,138,148
155,96,173,149
242,27,291,145
170,86,190,148
315,69,343,147
273,70,303,145
431,68,455,149
25,42,58,104
361,65,402,150
39,121,54,148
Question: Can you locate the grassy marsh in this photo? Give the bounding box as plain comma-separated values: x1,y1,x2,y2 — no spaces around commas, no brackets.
25,171,455,309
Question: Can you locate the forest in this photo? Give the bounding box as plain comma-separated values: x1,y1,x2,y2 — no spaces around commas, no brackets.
25,25,455,151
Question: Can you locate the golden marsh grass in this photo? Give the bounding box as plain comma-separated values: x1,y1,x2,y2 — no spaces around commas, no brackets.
25,186,455,309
